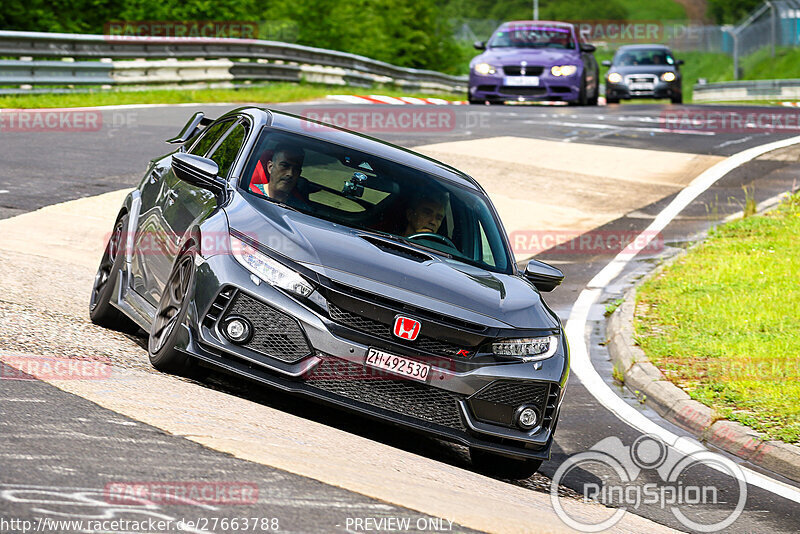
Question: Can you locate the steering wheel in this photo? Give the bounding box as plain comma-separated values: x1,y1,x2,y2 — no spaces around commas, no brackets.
406,232,456,249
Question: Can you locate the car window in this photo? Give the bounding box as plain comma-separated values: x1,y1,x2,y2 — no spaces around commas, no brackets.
240,128,512,274
208,122,247,178
489,25,574,49
188,121,233,157
616,49,674,67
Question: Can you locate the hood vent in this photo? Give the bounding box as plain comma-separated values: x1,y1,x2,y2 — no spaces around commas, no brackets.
359,235,432,263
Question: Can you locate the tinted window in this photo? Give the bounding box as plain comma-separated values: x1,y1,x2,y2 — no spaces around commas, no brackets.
209,122,247,178
615,49,674,66
189,121,232,157
240,129,512,274
489,25,574,49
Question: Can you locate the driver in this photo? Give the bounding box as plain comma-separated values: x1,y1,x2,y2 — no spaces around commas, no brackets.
266,144,305,204
404,190,447,237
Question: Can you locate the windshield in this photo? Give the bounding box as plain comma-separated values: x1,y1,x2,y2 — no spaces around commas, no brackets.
239,128,513,274
615,49,675,67
489,25,575,49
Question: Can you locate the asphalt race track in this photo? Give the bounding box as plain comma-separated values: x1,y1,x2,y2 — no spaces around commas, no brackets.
1,101,799,533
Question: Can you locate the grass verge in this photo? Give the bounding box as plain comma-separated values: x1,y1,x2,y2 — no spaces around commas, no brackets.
0,83,463,109
635,192,800,444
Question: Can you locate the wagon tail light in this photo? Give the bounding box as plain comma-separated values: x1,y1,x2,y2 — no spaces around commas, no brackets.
229,235,314,297
491,335,558,362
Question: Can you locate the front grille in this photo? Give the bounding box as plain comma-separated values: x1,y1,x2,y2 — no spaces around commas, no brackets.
223,292,312,363
476,84,496,92
473,381,549,406
503,66,545,76
468,380,553,429
327,303,471,358
499,86,547,96
203,286,236,329
305,357,466,430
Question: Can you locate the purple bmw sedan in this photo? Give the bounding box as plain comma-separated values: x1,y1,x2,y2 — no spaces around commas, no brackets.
469,21,599,106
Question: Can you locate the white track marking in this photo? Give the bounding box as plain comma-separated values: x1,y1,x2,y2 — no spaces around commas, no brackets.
565,134,800,504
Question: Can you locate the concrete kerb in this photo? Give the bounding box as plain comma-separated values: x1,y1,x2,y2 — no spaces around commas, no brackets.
605,260,800,484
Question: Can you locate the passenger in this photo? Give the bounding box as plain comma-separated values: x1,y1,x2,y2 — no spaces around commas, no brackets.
404,190,447,237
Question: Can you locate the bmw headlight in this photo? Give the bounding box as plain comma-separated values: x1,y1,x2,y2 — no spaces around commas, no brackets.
492,335,558,362
229,235,313,297
474,62,497,75
661,71,677,82
608,72,623,84
551,65,577,77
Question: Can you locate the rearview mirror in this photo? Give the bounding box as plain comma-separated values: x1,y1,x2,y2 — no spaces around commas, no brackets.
172,153,226,195
580,43,596,53
474,41,486,50
601,60,612,67
524,259,564,292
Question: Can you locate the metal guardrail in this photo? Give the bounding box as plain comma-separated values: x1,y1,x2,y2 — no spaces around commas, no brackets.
0,30,467,94
693,79,800,101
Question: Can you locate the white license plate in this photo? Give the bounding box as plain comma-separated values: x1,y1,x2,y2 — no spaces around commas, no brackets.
629,83,654,90
504,76,539,86
365,348,430,382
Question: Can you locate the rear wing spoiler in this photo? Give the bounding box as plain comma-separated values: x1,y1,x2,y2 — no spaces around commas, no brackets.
166,112,214,144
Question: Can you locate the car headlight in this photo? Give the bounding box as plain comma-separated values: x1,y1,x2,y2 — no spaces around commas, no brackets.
551,65,577,77
661,71,677,82
492,335,558,362
608,72,623,84
474,62,497,75
229,235,313,297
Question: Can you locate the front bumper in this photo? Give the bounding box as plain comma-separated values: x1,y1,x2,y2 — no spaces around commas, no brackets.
469,72,580,103
175,253,569,460
606,80,681,100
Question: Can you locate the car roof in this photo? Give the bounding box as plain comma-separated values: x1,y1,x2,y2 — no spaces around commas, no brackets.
222,107,482,192
499,20,575,28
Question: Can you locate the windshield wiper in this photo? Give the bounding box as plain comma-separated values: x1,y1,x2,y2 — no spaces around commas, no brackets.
358,228,453,259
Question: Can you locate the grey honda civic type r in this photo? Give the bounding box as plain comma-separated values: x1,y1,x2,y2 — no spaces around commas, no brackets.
90,107,569,478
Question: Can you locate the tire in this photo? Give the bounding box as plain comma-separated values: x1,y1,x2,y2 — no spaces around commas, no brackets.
571,76,588,106
148,248,196,374
606,97,620,104
470,448,542,480
588,89,599,106
671,95,683,104
89,214,139,334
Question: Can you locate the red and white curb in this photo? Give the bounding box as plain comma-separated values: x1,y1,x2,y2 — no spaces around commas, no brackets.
781,102,800,107
327,95,468,105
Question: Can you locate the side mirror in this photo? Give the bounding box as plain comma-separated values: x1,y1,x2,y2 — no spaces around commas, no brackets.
580,43,596,53
676,59,685,66
601,60,612,67
172,153,225,194
474,41,486,50
524,259,564,292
